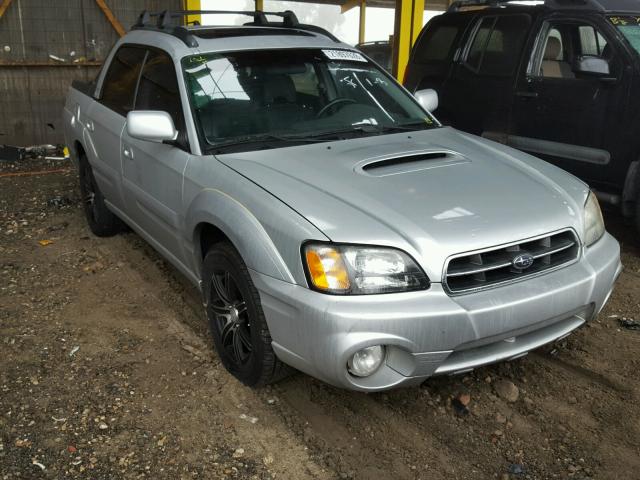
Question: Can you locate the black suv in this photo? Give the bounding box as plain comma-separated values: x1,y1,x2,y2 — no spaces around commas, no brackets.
356,41,392,72
404,0,640,232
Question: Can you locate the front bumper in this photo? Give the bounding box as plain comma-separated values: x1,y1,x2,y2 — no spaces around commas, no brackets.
251,232,621,391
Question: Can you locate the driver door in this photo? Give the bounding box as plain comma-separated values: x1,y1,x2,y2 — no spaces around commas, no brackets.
121,48,191,266
509,17,630,190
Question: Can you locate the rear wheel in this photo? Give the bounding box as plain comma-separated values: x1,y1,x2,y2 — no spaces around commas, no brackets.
78,154,124,237
202,242,290,387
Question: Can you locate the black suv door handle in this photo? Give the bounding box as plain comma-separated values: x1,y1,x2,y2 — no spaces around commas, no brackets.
515,91,539,99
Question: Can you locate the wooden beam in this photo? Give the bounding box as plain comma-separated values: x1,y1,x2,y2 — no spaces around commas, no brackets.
0,0,13,20
94,0,126,37
341,0,360,13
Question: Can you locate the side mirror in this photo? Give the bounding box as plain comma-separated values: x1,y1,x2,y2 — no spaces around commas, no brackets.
414,88,439,113
126,111,178,143
574,56,611,77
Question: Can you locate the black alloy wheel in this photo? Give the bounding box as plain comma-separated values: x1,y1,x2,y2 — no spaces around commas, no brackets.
202,243,291,386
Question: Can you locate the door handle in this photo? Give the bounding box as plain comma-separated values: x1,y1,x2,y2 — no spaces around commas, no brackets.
86,120,94,132
123,147,134,160
515,91,538,99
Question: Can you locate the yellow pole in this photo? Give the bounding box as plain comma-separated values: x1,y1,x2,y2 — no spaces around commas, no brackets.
184,0,201,26
392,0,424,81
411,0,424,45
358,0,366,44
255,0,264,11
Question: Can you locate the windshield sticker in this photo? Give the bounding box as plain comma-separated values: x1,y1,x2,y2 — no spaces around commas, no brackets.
610,16,640,26
340,75,358,88
323,49,368,63
187,55,208,65
610,16,640,54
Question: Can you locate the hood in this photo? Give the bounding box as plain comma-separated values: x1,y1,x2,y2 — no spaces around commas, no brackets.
216,127,589,281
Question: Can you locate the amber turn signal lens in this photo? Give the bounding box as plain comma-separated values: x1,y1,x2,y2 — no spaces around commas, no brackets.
305,246,350,292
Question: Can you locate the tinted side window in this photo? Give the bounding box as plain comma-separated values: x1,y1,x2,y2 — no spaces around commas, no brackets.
135,50,184,129
414,24,460,62
578,25,608,56
534,21,617,79
101,46,146,115
466,17,494,70
465,15,531,76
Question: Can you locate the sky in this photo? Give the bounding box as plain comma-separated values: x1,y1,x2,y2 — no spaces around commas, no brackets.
201,0,443,46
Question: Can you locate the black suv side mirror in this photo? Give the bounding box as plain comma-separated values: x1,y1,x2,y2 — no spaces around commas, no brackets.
574,56,612,78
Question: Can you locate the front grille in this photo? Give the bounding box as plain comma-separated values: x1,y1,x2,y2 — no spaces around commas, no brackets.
444,229,580,294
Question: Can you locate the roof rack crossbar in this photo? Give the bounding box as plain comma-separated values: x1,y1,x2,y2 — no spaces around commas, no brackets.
131,9,339,46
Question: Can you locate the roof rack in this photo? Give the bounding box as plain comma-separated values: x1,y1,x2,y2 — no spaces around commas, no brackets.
131,10,340,47
447,0,605,12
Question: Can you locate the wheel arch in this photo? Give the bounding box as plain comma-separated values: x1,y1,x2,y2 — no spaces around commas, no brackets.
187,189,296,284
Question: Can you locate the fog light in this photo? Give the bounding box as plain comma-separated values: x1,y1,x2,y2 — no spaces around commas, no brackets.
347,345,385,377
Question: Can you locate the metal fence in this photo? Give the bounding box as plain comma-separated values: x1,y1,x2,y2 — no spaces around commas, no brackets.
0,0,181,146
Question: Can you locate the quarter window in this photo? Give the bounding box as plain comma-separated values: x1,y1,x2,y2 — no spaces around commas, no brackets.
100,46,146,115
413,24,460,63
135,50,184,129
465,15,530,76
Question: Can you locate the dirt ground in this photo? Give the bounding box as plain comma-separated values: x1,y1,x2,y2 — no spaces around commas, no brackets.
1,157,639,480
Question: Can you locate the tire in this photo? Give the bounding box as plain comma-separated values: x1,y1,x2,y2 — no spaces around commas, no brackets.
78,153,124,237
202,242,290,387
635,195,640,236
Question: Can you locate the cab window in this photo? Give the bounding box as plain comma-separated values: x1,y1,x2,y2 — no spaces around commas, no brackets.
464,15,530,76
135,49,185,130
100,46,147,115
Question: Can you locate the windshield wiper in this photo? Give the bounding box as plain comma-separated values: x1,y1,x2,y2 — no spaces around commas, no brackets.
207,122,434,153
290,125,382,140
207,133,328,153
377,121,435,133
304,122,434,139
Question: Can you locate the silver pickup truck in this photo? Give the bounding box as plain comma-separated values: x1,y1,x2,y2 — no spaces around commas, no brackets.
63,10,621,392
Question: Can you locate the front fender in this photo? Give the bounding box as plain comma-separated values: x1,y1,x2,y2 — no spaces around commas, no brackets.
185,188,302,284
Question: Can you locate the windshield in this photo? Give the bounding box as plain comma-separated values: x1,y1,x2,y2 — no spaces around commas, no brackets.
610,16,640,55
181,49,437,152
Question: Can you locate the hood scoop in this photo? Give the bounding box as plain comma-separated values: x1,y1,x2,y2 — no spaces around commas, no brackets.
358,151,470,177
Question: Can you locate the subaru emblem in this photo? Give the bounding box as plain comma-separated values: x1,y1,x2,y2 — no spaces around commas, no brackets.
512,252,534,270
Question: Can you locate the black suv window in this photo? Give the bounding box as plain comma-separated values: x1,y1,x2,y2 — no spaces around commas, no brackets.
100,46,147,115
135,50,184,129
413,23,460,63
465,15,530,76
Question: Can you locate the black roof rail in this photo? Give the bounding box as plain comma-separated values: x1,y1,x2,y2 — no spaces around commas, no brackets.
447,0,605,12
131,10,340,47
447,0,500,11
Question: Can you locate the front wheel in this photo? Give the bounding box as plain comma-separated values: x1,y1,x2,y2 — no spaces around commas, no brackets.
202,242,290,387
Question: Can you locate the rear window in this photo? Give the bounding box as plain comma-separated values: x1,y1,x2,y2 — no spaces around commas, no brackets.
413,23,460,63
464,15,530,76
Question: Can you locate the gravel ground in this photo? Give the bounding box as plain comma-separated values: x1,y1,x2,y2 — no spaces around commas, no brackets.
1,157,639,480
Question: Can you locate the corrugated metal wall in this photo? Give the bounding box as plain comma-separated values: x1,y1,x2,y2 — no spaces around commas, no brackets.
0,0,181,146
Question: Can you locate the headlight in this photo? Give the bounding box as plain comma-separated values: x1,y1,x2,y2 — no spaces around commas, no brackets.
584,191,605,247
303,243,430,294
